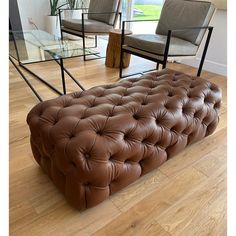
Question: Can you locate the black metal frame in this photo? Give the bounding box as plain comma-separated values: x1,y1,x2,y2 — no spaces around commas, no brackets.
9,30,86,102
119,19,213,78
59,4,122,61
9,56,43,102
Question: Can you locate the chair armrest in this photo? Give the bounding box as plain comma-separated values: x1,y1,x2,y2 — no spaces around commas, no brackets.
59,8,89,12
163,26,213,49
122,19,160,24
82,11,118,15
170,26,213,32
58,8,89,19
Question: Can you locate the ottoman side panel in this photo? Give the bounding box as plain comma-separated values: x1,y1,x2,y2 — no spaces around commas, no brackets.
27,97,90,209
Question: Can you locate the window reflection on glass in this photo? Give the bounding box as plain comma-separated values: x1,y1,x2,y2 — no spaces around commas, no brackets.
122,0,164,33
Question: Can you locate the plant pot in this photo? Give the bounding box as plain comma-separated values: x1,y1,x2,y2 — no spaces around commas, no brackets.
45,15,61,38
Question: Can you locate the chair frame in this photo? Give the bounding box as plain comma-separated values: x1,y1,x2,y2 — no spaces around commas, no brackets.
59,2,122,61
119,19,213,78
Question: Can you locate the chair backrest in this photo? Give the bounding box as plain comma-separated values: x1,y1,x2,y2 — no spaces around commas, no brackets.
88,0,121,26
156,0,215,45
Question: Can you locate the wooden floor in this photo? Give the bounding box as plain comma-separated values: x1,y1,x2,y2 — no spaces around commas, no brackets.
9,55,227,236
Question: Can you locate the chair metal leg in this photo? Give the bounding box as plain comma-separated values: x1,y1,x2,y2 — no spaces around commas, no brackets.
95,35,97,48
59,58,66,94
82,35,86,61
197,27,213,77
119,21,126,79
162,30,172,70
119,12,122,29
59,10,63,40
82,13,86,61
119,48,124,78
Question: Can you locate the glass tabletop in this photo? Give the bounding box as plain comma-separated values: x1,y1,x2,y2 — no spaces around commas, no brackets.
9,30,98,64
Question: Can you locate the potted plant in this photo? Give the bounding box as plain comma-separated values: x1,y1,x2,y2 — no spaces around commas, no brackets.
45,0,67,37
64,0,78,19
63,0,89,40
66,0,89,18
67,0,77,9
67,0,89,9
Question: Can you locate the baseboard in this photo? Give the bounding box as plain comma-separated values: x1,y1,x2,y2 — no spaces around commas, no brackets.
180,58,227,76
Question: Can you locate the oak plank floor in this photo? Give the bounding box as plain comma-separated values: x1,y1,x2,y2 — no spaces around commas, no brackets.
9,55,227,236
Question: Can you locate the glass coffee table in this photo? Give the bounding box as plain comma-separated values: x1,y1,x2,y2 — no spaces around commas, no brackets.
9,30,98,101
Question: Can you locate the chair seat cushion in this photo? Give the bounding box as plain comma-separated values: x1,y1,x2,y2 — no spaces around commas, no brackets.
27,69,221,210
124,34,198,56
62,19,113,33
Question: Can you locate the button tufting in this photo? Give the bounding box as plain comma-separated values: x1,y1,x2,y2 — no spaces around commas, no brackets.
142,138,151,145
182,106,189,114
210,84,217,91
116,102,123,106
133,114,139,120
71,161,76,167
84,154,90,159
214,102,221,109
96,130,103,136
156,117,162,124
27,69,221,211
164,103,171,110
204,96,211,104
123,133,130,140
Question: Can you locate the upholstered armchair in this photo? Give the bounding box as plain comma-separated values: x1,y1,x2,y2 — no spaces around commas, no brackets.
59,0,121,60
120,0,215,78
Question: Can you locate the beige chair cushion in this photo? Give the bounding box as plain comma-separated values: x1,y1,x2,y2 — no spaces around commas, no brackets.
124,34,198,56
62,19,113,33
156,0,215,45
88,0,120,25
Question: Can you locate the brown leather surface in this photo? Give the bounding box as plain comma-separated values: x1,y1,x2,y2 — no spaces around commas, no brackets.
27,69,222,210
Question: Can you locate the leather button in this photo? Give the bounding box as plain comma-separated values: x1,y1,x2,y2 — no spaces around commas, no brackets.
96,130,103,136
214,102,221,109
133,114,139,120
84,154,90,159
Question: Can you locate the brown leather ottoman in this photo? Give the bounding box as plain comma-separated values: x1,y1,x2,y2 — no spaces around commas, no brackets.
27,69,222,210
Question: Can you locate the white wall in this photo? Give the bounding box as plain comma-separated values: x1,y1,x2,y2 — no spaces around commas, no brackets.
17,0,50,30
181,9,227,76
17,0,88,31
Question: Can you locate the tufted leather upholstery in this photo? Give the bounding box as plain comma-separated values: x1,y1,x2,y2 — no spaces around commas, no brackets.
27,69,222,210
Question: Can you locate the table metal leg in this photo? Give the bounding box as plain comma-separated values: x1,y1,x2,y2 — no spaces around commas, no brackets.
9,56,43,102
10,54,86,102
20,63,63,96
55,60,85,91
59,58,66,94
